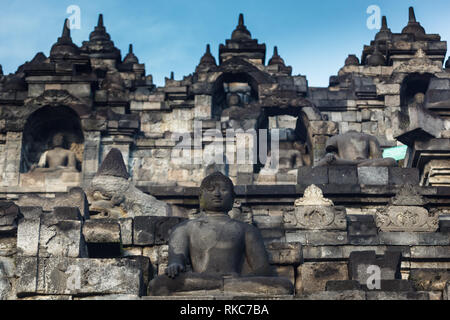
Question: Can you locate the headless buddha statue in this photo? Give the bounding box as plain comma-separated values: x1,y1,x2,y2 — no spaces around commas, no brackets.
315,131,396,167
31,133,78,173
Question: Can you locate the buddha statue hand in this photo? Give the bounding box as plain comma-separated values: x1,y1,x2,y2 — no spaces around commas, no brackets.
166,263,185,279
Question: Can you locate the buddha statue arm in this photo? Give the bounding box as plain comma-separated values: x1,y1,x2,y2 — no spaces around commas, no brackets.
244,225,274,276
166,222,190,278
368,137,383,159
67,152,77,169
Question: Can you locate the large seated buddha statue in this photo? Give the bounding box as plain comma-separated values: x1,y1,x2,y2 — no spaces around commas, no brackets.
148,172,294,296
315,131,396,167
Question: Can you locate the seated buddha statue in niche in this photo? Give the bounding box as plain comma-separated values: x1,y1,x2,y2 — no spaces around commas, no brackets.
148,172,293,296
31,133,78,173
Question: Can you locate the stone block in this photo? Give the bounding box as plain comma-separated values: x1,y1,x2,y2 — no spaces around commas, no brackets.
328,166,358,185
119,218,133,246
52,207,82,221
358,167,388,185
388,168,420,185
0,202,22,234
305,231,348,245
20,207,43,219
134,217,186,246
83,220,121,244
17,219,40,256
28,257,150,296
39,220,87,258
297,166,328,185
223,277,294,296
17,188,89,219
409,269,450,291
348,215,378,237
366,291,429,300
439,215,450,233
266,242,302,265
297,262,348,294
16,257,38,297
348,251,402,284
380,233,450,246
298,290,365,300
133,216,156,246
326,280,361,291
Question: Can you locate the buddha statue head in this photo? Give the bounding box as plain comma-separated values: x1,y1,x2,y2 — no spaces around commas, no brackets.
52,133,65,148
227,93,242,108
199,172,235,213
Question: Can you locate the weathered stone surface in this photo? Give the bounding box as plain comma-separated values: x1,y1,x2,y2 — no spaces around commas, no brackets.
19,257,149,296
39,219,87,258
298,290,366,300
266,242,302,265
0,262,12,300
348,215,378,245
0,202,22,233
348,251,402,284
16,257,38,297
409,269,450,291
96,148,129,179
358,167,388,185
119,218,133,245
133,216,186,246
17,219,40,256
52,207,82,221
366,291,429,300
17,188,89,218
380,233,450,246
83,220,121,244
376,206,438,232
223,277,294,296
439,215,450,233
328,166,358,185
19,207,43,219
297,262,348,294
326,280,361,291
297,167,328,185
388,168,420,185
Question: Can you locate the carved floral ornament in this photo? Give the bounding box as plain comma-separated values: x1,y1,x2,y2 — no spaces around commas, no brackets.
393,48,442,74
294,184,334,207
285,185,346,230
375,184,438,232
375,206,438,232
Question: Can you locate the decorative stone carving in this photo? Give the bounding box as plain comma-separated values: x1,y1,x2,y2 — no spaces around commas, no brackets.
86,148,171,218
375,184,438,232
284,185,347,230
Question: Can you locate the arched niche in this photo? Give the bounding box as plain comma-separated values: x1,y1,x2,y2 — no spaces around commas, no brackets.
211,72,260,119
20,106,85,173
400,73,434,112
260,106,314,171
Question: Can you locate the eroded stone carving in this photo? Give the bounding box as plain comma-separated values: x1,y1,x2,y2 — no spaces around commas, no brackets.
86,148,171,218
285,185,346,230
148,172,293,296
375,184,438,232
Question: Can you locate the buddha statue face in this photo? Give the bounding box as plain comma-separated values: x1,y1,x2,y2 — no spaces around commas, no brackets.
227,93,242,108
199,172,235,213
52,133,65,148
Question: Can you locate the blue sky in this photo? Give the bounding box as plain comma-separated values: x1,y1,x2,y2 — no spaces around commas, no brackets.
1,0,449,87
